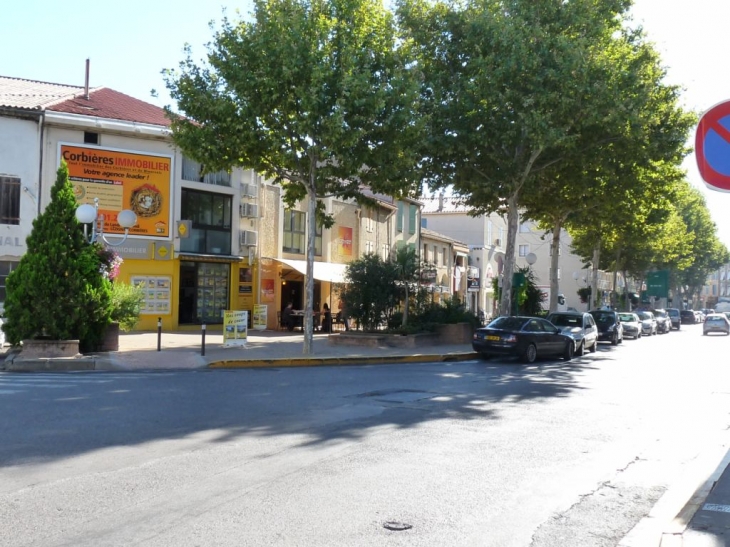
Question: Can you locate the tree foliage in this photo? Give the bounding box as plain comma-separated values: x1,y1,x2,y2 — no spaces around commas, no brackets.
164,0,423,353
2,162,112,348
340,254,400,330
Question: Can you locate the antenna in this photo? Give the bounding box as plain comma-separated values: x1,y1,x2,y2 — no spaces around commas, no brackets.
84,58,90,100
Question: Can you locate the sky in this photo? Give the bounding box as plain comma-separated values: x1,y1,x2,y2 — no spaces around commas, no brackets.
2,0,728,244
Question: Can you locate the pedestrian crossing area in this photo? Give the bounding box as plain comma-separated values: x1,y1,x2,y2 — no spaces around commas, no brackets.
0,372,179,395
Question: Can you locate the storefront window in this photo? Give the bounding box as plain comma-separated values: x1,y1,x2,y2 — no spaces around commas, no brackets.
180,189,232,255
178,261,230,324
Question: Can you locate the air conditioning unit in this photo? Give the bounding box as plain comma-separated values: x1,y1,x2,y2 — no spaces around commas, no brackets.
239,203,259,218
241,183,257,198
493,238,501,247
240,230,258,246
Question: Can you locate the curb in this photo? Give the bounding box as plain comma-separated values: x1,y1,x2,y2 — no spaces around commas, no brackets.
207,352,481,369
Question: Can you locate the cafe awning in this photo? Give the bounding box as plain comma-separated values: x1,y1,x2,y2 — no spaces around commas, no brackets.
267,258,349,283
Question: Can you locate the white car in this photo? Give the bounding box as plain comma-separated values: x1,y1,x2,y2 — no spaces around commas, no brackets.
618,312,642,339
703,314,730,336
636,311,658,336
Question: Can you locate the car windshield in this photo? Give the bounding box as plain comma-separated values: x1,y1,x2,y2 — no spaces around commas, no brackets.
654,311,667,318
487,317,527,331
591,312,614,323
708,317,725,324
637,312,651,320
618,314,635,322
548,315,580,327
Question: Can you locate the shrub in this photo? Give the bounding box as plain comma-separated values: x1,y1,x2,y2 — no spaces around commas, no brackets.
110,282,145,331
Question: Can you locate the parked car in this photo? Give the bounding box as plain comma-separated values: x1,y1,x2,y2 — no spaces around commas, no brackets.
680,310,697,324
666,308,681,330
545,311,598,356
472,316,575,363
695,310,705,323
589,309,624,345
651,309,671,333
618,312,642,339
636,311,658,336
703,313,730,335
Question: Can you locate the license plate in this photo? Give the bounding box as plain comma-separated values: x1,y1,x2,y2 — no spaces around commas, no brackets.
486,335,500,341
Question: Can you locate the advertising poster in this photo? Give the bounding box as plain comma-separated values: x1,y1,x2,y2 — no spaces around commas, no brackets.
337,227,353,256
223,310,248,347
253,304,267,330
261,279,275,302
60,144,172,238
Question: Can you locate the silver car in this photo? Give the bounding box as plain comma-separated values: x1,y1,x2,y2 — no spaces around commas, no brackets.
618,312,641,339
636,311,658,336
546,311,598,356
703,314,730,336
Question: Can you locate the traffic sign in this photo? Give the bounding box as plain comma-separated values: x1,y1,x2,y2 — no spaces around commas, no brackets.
696,100,730,192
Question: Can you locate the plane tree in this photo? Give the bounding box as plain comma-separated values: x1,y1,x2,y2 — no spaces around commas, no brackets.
397,0,672,315
163,0,423,354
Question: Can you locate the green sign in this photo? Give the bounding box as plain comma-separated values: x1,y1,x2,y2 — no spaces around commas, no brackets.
646,270,669,298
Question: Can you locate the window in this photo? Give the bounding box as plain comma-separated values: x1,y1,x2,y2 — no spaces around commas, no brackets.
423,244,429,262
283,210,306,254
519,245,529,257
0,176,20,225
180,189,232,255
366,210,374,233
181,156,231,186
0,260,17,302
408,204,417,235
442,247,447,266
396,202,404,233
382,244,390,261
83,131,99,144
365,240,374,254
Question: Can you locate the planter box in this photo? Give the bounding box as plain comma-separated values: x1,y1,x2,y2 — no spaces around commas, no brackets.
435,322,474,344
329,323,474,348
99,322,120,352
20,339,80,358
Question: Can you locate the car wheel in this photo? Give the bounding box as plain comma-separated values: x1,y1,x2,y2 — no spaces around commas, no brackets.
521,343,537,364
611,332,619,345
575,341,584,357
588,339,597,353
618,334,623,344
563,341,574,361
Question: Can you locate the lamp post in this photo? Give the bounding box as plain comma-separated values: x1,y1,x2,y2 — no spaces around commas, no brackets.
75,198,137,247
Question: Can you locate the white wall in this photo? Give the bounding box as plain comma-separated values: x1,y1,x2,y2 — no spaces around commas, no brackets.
0,115,41,259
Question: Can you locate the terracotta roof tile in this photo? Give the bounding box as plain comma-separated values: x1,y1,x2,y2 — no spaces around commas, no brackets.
48,87,171,127
0,76,84,110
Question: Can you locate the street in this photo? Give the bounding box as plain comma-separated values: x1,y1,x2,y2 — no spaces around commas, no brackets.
1,323,730,546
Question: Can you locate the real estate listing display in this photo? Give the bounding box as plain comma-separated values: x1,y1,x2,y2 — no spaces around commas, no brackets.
132,276,172,315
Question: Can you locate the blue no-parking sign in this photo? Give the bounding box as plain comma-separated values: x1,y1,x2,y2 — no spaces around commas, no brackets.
696,100,730,192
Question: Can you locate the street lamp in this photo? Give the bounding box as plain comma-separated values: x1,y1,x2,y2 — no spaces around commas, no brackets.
75,198,137,247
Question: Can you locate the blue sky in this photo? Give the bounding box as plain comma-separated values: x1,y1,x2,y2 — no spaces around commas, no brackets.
3,0,729,244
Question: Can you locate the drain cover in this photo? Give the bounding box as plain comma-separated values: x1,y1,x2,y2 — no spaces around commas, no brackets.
383,521,413,531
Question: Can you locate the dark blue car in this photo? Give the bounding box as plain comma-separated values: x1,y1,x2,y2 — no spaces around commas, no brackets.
472,316,575,363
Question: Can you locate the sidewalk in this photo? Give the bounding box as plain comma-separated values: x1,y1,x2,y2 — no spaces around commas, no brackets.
2,329,480,372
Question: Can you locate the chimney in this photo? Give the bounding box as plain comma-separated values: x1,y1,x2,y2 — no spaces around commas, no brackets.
84,58,90,100
438,191,444,212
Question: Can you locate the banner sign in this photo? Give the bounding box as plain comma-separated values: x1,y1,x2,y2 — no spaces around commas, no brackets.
60,144,172,238
223,310,248,347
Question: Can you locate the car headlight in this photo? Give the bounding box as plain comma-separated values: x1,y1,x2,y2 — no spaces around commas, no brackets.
607,325,615,332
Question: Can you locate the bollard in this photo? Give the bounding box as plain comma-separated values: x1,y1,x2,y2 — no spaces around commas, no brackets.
157,317,162,352
201,323,206,356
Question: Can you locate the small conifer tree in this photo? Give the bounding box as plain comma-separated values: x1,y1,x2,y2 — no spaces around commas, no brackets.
2,161,113,348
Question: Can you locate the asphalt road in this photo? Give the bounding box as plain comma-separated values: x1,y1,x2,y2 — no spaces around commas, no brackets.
1,322,729,546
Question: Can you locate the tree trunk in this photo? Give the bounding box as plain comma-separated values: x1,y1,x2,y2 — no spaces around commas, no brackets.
548,221,562,312
499,194,520,316
591,243,601,309
303,166,317,356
